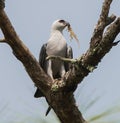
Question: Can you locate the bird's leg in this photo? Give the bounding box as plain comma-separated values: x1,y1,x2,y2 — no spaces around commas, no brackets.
46,63,66,116
45,59,54,116
46,60,54,80
60,63,66,78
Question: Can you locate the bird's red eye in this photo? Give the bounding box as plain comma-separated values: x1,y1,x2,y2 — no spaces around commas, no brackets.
59,20,65,23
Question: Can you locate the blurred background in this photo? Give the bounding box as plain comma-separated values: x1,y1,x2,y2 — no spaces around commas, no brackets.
0,0,120,123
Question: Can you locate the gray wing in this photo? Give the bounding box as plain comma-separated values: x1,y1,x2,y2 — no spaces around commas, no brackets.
65,45,73,71
34,43,47,98
39,43,47,72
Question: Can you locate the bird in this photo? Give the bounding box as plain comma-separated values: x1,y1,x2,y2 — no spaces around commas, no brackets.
34,19,73,98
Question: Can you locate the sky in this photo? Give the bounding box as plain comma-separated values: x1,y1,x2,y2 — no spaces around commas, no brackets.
0,0,120,123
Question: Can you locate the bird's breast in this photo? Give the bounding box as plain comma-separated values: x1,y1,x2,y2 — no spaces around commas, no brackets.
46,33,67,56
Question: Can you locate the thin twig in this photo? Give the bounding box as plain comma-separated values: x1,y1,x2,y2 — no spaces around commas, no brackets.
46,55,77,63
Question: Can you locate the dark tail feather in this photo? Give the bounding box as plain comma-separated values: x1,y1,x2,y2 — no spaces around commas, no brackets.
45,106,51,116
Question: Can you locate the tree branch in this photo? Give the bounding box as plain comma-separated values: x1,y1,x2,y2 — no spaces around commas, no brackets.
0,9,52,97
0,38,6,43
0,0,5,10
106,14,116,26
60,0,120,91
90,0,113,47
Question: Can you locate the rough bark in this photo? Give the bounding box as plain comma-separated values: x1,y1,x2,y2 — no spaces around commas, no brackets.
0,0,119,123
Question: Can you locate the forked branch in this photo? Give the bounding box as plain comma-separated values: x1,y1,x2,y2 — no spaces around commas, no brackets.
0,0,120,123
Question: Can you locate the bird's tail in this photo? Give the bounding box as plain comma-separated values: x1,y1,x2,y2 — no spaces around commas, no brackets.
45,106,51,116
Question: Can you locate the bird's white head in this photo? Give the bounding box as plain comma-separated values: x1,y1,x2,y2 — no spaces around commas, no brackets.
51,19,70,32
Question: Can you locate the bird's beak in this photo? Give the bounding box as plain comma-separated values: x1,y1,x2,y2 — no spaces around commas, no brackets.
65,21,70,27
